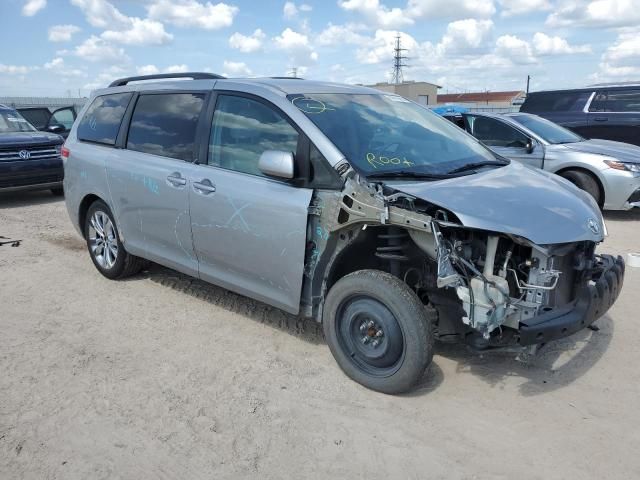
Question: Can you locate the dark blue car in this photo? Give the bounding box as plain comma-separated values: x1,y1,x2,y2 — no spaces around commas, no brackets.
0,104,65,195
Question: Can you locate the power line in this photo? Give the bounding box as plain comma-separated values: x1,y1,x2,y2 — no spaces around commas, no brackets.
391,34,409,85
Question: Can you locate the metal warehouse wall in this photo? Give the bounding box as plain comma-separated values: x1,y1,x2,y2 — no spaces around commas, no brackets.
0,96,87,110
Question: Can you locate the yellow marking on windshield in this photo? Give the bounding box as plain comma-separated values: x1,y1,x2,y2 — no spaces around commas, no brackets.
366,153,414,169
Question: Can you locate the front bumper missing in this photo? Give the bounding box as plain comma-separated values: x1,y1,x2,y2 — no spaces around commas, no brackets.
518,254,625,346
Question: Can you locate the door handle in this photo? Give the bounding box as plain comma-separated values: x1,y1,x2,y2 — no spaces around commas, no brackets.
594,117,608,122
193,179,216,195
166,172,187,187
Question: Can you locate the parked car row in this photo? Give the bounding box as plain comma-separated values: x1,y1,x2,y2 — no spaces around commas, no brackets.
60,73,624,394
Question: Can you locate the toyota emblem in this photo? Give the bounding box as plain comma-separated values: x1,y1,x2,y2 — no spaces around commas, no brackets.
587,218,600,235
18,150,30,160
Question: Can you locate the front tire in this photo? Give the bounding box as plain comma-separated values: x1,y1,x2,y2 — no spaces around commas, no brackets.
84,200,145,279
323,270,434,394
560,170,602,206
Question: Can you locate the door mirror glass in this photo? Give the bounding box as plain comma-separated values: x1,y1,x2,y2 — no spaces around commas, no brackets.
258,150,295,179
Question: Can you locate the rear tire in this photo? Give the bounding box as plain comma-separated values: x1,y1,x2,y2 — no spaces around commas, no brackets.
51,187,64,196
84,200,145,279
323,269,434,394
560,170,602,206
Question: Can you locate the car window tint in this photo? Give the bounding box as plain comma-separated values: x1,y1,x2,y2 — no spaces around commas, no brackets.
127,93,205,161
208,95,298,177
50,108,75,129
591,89,640,112
468,116,528,147
77,93,133,145
18,109,50,129
522,91,591,112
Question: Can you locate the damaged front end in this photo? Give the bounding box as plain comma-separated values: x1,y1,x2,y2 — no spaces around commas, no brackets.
304,172,625,350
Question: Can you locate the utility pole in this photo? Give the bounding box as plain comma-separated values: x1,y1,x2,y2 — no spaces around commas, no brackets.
391,34,408,85
526,75,531,95
288,67,298,78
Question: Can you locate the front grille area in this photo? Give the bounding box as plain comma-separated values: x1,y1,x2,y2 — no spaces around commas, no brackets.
0,144,60,162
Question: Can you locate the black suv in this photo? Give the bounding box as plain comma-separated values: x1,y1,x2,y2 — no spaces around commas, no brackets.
0,104,65,195
520,85,640,146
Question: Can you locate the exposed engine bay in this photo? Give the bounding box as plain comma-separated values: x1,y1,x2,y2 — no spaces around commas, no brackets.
302,173,616,350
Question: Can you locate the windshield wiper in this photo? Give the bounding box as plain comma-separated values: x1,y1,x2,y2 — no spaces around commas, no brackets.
366,170,453,180
446,160,507,175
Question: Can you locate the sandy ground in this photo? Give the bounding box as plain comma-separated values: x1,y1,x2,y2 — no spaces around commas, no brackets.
1,190,639,480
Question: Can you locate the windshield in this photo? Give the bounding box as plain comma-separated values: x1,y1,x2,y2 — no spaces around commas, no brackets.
288,93,501,176
510,114,583,144
0,110,37,133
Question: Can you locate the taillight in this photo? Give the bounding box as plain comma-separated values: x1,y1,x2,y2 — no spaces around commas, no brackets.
61,145,70,159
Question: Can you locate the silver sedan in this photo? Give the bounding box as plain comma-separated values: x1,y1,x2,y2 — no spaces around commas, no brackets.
458,112,640,210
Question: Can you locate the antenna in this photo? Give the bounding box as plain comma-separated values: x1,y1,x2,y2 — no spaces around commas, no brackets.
391,34,409,85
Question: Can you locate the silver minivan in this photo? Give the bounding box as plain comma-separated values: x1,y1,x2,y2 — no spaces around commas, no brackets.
64,73,625,393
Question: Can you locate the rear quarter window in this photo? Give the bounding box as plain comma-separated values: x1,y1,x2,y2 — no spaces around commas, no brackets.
77,92,133,145
521,91,591,113
126,93,205,161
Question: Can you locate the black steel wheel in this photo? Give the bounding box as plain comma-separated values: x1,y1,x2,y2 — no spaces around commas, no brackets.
323,269,434,394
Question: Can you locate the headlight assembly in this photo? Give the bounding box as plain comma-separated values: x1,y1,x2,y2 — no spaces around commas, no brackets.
604,159,640,173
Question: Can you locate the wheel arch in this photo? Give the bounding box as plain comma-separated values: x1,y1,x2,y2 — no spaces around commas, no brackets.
554,166,605,207
78,193,105,239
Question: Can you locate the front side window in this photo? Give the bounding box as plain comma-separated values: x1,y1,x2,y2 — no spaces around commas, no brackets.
127,93,205,161
0,110,37,133
208,95,298,177
590,89,640,112
50,108,75,129
288,93,498,176
523,91,591,113
77,92,132,145
466,115,528,148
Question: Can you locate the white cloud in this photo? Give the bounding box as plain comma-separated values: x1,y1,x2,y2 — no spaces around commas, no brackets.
147,0,238,30
73,35,130,63
43,57,86,77
0,64,35,75
70,0,131,29
438,19,494,55
137,64,160,75
591,29,640,82
316,23,368,46
547,0,640,29
48,24,81,42
499,0,551,16
339,0,412,28
44,57,64,70
22,0,46,16
495,35,536,64
164,64,189,73
284,2,312,19
273,28,318,65
406,0,496,19
228,29,265,53
532,32,591,55
222,60,252,76
101,18,173,45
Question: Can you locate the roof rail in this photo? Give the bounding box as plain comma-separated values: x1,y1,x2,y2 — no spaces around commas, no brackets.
109,72,225,87
269,76,305,80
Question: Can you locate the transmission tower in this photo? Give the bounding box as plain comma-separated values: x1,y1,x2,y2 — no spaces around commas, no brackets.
288,67,298,78
391,34,408,84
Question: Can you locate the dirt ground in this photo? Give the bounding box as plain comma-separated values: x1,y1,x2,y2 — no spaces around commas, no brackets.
1,190,639,480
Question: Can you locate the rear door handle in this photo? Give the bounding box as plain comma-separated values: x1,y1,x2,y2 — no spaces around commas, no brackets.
594,117,608,122
193,178,216,195
166,172,187,187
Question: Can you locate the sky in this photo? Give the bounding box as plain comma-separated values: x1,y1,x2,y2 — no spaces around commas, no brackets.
1,0,639,97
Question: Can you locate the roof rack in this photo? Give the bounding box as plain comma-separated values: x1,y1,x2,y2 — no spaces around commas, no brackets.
109,72,225,87
269,76,305,80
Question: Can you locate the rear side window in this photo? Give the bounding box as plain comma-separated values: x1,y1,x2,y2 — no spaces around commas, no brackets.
127,93,205,161
521,91,591,113
208,95,299,177
18,109,50,129
589,89,640,112
77,93,132,145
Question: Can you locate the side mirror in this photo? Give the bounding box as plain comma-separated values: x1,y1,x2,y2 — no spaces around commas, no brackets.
525,138,535,154
258,150,295,179
46,124,65,134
